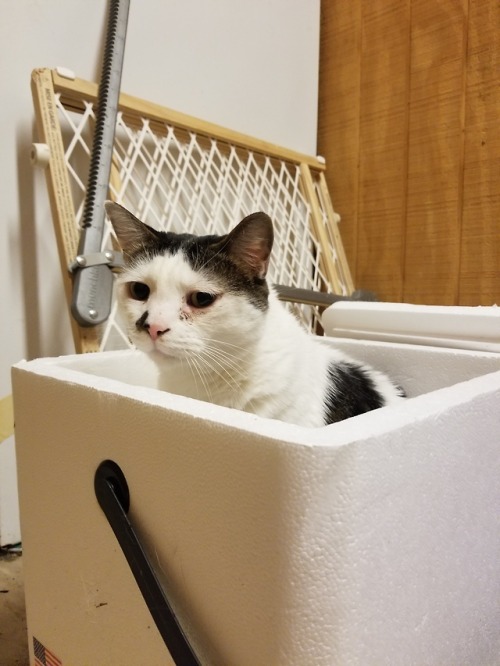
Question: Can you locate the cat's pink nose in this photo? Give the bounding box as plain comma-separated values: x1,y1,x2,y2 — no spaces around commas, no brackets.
148,324,170,341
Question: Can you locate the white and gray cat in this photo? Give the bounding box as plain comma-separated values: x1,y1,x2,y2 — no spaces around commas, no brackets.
105,202,405,427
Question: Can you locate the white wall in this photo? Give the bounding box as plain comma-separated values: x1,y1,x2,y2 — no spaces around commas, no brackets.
0,0,320,543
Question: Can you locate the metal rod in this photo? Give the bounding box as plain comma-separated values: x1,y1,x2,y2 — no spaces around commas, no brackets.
71,0,130,326
273,284,376,308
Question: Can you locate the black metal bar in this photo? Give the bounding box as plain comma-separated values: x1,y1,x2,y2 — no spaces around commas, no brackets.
94,460,201,666
273,284,377,307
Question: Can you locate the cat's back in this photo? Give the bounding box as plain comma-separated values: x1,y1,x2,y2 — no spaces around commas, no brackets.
246,292,338,426
249,292,403,427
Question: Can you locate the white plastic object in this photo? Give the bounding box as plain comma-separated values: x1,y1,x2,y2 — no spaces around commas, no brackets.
30,143,50,168
322,301,500,353
55,66,76,80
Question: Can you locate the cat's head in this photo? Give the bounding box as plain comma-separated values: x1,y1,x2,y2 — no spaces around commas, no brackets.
105,202,274,360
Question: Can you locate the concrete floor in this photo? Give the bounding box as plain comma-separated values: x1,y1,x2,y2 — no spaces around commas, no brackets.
0,551,29,665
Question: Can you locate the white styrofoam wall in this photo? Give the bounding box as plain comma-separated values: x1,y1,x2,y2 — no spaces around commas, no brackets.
12,340,500,665
0,0,320,544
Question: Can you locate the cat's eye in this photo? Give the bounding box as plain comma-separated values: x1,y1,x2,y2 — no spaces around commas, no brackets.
128,281,150,301
188,291,216,308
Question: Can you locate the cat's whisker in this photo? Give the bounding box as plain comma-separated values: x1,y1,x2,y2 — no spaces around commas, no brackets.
195,349,243,396
186,354,213,402
196,348,239,380
201,344,244,368
201,345,245,377
196,338,251,369
188,356,227,400
198,336,249,354
184,355,200,393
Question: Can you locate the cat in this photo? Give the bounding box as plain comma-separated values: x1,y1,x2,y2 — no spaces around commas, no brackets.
105,202,405,427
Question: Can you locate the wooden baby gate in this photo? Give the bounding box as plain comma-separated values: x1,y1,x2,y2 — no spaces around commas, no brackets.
31,67,354,354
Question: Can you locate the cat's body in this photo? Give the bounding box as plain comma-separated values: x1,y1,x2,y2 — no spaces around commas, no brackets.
106,202,404,427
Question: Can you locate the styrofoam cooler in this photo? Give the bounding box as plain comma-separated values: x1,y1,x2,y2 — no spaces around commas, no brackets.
12,305,500,665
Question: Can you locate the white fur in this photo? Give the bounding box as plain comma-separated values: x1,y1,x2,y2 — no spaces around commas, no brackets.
116,252,403,427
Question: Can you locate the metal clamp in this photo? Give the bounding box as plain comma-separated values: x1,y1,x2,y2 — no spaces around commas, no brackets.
69,250,124,274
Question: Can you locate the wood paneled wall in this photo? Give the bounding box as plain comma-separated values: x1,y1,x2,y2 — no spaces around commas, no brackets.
318,0,500,305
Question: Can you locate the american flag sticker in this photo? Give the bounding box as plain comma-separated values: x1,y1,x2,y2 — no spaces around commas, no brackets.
33,636,62,666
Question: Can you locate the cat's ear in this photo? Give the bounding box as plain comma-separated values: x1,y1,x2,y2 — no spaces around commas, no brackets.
105,201,159,257
223,212,274,279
